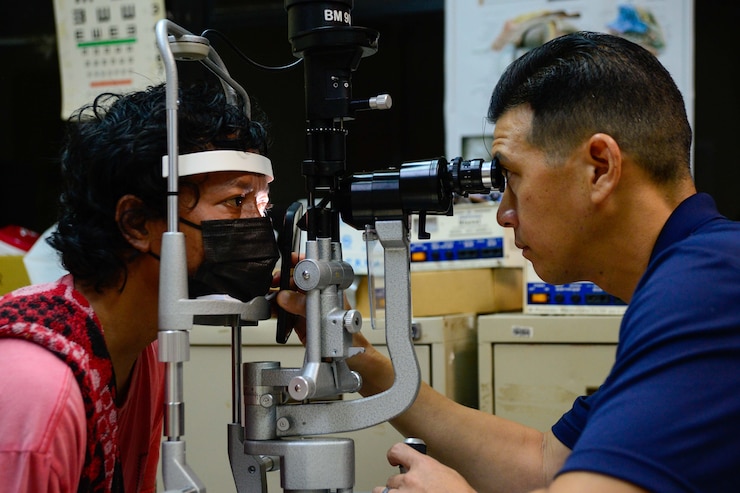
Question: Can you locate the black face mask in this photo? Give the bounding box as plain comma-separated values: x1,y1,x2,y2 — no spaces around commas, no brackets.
181,217,280,302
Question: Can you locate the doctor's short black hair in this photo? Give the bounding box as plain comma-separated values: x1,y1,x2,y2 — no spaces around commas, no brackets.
488,31,692,185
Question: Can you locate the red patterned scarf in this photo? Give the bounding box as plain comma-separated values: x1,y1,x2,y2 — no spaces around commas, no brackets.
0,275,123,493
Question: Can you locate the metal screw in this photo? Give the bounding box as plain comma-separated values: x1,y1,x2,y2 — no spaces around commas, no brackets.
277,417,291,431
302,270,310,280
259,394,274,408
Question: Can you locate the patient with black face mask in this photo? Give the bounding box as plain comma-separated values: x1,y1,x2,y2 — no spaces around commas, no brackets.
180,216,279,302
0,81,279,493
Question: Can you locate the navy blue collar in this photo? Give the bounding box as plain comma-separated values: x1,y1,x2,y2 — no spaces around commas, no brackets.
650,193,721,261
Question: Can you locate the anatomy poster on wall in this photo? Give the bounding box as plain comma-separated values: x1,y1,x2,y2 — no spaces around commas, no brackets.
444,0,694,161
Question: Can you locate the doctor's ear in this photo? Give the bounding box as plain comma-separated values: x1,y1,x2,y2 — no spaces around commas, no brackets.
116,194,158,252
587,133,622,203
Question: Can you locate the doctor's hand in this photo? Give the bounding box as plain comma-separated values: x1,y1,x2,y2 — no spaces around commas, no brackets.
372,442,476,493
275,288,307,343
273,253,390,397
275,284,367,348
271,251,307,343
272,250,357,345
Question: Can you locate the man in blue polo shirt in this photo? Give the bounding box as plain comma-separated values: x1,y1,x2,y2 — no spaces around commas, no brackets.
276,31,740,492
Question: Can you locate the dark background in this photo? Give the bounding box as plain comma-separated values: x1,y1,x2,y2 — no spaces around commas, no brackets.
1,0,737,235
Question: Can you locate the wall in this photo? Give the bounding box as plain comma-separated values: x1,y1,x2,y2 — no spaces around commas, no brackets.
0,0,736,236
693,0,740,220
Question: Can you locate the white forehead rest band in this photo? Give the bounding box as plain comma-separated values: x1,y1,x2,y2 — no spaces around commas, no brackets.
162,149,274,183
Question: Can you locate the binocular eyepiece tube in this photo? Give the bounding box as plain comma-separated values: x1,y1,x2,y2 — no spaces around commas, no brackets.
338,156,505,231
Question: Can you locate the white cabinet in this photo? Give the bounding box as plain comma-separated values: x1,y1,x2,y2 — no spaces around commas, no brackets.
477,313,620,432
158,314,476,493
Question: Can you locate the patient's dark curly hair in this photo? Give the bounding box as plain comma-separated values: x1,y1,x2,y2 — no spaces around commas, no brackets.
48,82,270,291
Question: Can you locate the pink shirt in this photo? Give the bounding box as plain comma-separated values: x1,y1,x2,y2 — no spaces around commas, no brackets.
0,338,164,492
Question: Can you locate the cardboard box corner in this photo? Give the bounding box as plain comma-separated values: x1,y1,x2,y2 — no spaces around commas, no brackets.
0,255,31,296
356,267,523,318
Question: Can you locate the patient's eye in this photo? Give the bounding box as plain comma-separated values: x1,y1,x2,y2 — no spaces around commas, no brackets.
224,195,247,209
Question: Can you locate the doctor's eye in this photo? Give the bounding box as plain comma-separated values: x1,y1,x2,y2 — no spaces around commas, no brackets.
491,157,507,193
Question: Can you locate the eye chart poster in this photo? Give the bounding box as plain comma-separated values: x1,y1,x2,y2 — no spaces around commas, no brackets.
444,0,694,162
53,0,166,118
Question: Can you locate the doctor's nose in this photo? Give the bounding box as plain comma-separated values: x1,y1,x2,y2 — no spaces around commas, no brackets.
497,192,517,228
